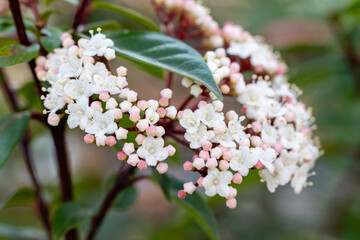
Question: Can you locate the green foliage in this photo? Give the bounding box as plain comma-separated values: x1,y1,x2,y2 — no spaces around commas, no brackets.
92,1,161,32
52,202,93,240
109,30,222,99
0,112,30,169
83,20,122,32
152,173,218,240
19,82,43,111
0,224,45,239
40,27,63,52
2,188,36,209
113,186,137,210
0,43,39,67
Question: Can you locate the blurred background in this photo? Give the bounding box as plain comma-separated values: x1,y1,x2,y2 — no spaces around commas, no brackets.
0,0,360,239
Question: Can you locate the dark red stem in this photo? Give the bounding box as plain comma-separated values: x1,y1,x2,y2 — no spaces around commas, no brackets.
72,0,93,31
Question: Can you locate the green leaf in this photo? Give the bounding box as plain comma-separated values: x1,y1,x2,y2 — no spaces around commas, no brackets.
83,20,122,32
3,188,35,209
151,169,172,201
92,1,160,32
52,202,92,240
120,54,165,79
40,27,63,52
0,224,45,239
109,30,222,99
0,112,30,169
0,43,39,67
40,9,63,22
19,81,43,110
171,176,218,240
113,186,137,210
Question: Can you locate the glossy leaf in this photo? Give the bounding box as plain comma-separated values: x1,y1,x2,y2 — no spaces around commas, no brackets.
0,43,39,67
170,177,218,240
40,28,63,52
109,31,222,99
2,188,36,209
83,20,122,32
19,82,43,110
0,112,30,169
92,1,160,32
113,186,137,210
52,202,92,240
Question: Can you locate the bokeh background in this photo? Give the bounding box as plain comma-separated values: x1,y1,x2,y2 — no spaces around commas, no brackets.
0,0,360,239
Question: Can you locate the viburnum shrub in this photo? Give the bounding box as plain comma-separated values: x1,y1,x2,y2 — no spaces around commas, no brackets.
0,0,323,239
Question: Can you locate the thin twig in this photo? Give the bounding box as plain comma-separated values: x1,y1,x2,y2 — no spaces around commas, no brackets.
178,94,194,112
72,0,93,31
166,71,174,89
85,165,136,240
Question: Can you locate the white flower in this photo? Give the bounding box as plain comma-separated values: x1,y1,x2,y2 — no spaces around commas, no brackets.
145,108,160,125
202,168,233,197
90,74,120,95
137,137,168,166
279,125,304,151
58,53,83,78
67,97,91,129
299,142,319,163
227,118,247,144
199,103,224,128
85,110,117,137
44,92,66,113
256,147,277,173
179,109,201,133
229,146,258,176
81,30,114,57
184,123,215,149
264,99,287,118
261,120,278,146
237,81,274,108
291,163,311,194
227,42,258,59
64,77,91,100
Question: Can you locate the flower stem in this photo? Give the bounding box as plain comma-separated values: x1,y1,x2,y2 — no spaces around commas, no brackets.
0,69,52,239
85,165,136,240
166,71,174,89
72,0,93,31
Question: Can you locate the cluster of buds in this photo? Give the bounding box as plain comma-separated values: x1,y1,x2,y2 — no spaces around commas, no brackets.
35,29,177,174
152,0,223,48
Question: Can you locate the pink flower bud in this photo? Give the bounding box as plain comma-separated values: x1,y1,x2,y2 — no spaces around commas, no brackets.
301,126,312,137
219,145,229,153
232,173,243,184
137,100,148,111
36,70,46,80
119,88,130,99
123,142,135,155
84,134,94,144
239,138,250,147
36,56,46,66
285,111,296,122
193,158,205,170
105,136,116,146
113,109,123,119
165,106,177,119
226,110,237,121
250,136,262,147
230,62,240,74
183,182,197,194
47,113,60,126
91,101,102,112
273,141,283,153
126,90,138,102
127,154,140,166
106,98,118,110
199,150,210,160
104,48,116,60
221,85,230,94
223,151,233,161
96,135,106,146
197,100,207,107
219,160,229,170
137,160,148,170
155,126,165,137
251,121,262,133
202,141,212,151
226,198,237,209
129,112,140,122
35,65,44,73
116,66,127,77
146,126,156,136
62,38,75,48
157,107,166,118
135,119,148,132
210,147,222,159
117,151,127,160
61,32,72,41
177,111,184,119
165,145,176,156
227,187,237,199
135,134,145,145
158,97,169,107
255,160,264,169
206,158,218,170
63,94,72,104
214,124,225,135
254,111,266,122
99,91,110,102
147,99,159,110
183,161,193,171
197,177,204,187
160,88,173,99
115,127,128,140
177,190,186,199
129,106,140,114
83,56,94,64
156,163,168,174
274,117,287,127
119,100,132,112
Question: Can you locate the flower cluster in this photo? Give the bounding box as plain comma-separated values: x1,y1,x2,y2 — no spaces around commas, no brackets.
178,49,321,207
153,0,223,47
34,29,177,173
